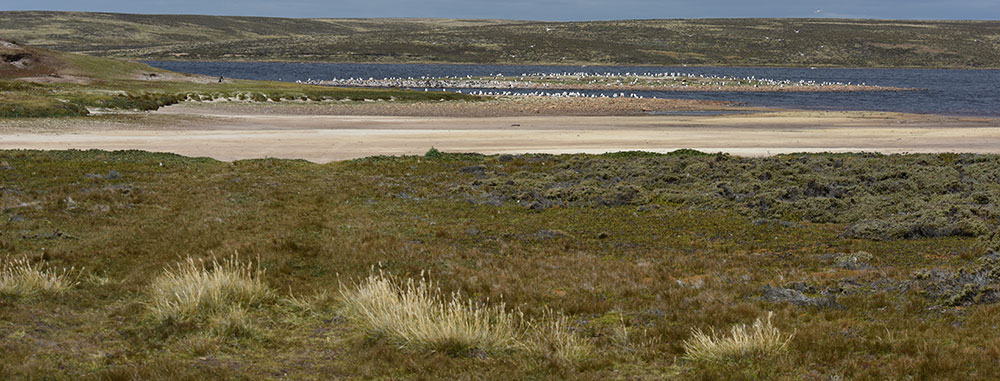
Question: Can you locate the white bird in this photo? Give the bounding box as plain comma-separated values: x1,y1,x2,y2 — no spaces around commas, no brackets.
545,27,553,32
815,9,823,14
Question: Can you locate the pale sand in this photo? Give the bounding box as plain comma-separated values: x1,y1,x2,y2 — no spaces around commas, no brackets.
1,104,999,162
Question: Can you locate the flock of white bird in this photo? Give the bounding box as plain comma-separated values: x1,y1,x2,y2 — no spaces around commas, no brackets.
300,71,868,98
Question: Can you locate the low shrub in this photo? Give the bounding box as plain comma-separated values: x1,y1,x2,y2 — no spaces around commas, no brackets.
0,94,89,117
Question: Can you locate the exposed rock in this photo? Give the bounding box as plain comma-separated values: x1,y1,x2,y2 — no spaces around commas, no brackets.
913,254,1000,306
834,251,875,270
761,284,841,308
458,165,486,175
535,229,571,240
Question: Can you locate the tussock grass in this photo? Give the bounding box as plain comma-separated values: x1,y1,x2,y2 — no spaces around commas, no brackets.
683,312,793,363
340,271,522,355
0,256,79,298
527,310,593,366
149,256,273,323
208,304,257,338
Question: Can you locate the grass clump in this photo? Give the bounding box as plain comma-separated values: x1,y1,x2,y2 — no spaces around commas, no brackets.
683,312,793,364
527,310,593,366
0,256,80,298
340,270,522,355
149,256,273,324
207,304,257,338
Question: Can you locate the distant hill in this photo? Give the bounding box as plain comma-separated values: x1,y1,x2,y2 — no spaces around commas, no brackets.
2,11,999,68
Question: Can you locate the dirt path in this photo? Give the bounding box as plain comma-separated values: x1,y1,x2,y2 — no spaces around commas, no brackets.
2,104,999,162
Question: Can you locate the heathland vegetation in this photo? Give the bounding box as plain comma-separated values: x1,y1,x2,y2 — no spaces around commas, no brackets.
4,11,1000,379
2,11,999,68
2,149,1000,378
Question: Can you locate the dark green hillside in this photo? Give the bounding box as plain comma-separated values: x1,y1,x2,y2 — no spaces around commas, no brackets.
2,11,999,68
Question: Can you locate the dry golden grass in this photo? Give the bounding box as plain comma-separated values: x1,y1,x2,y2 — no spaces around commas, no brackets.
527,309,594,366
340,270,522,355
208,304,257,338
683,312,793,363
148,255,273,323
0,256,79,298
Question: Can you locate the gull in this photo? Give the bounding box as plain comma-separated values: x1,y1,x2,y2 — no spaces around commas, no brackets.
794,30,800,33
545,27,553,32
815,9,823,14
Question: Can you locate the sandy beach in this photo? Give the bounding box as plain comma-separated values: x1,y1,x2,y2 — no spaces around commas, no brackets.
2,99,999,162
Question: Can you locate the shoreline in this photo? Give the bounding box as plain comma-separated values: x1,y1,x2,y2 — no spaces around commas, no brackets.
140,58,1000,71
2,100,999,163
311,82,909,93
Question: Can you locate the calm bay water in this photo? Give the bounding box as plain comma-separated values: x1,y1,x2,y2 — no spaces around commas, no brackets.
146,61,1000,117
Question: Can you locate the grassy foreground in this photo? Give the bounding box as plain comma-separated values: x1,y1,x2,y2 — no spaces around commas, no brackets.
2,149,1000,379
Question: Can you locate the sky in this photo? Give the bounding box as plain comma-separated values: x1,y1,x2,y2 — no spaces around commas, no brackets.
3,0,998,21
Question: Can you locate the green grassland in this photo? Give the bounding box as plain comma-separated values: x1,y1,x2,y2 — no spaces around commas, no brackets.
0,78,473,117
0,41,475,117
2,149,1000,379
2,11,1000,68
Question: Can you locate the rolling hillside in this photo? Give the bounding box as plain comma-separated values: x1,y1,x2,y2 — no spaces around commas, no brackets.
1,12,999,68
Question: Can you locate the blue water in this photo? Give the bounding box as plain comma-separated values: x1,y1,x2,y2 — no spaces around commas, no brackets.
145,61,1000,117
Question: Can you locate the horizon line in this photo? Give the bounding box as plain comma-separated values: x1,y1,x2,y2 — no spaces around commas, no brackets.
2,9,998,23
